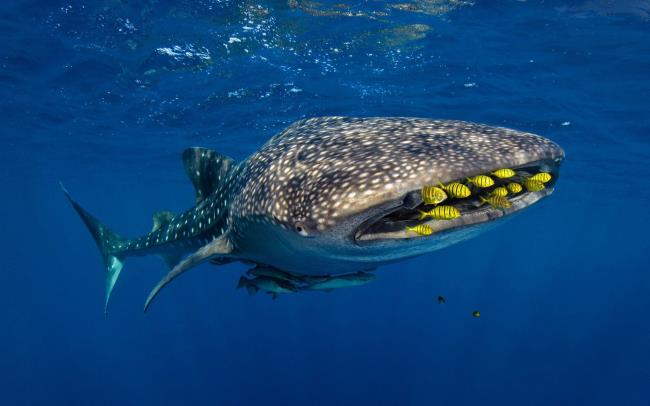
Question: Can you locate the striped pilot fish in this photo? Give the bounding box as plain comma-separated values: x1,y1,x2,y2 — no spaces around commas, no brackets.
418,206,461,220
438,181,472,198
421,185,448,205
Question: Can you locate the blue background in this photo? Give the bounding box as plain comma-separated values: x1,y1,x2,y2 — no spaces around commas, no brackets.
1,1,649,405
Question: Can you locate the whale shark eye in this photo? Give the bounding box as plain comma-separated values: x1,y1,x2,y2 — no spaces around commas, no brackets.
294,221,309,236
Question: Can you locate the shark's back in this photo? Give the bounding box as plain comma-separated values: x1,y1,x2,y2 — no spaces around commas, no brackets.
233,116,562,230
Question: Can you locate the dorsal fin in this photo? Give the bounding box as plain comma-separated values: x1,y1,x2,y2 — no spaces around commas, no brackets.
182,147,235,203
151,210,175,232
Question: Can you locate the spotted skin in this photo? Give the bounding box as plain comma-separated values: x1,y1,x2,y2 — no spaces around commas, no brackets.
231,117,561,235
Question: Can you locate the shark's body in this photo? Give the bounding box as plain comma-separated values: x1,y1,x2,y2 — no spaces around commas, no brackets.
64,117,564,312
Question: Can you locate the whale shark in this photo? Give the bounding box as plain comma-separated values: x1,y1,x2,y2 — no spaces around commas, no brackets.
63,116,564,313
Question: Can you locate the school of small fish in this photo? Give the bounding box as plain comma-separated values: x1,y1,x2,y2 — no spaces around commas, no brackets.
405,169,552,237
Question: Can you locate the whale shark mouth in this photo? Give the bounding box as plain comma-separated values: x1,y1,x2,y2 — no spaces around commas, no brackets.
354,158,562,243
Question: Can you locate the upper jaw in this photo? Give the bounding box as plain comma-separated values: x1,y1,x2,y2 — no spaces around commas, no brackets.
353,157,563,244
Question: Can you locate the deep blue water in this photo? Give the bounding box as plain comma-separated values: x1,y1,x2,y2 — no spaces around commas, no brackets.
2,1,649,405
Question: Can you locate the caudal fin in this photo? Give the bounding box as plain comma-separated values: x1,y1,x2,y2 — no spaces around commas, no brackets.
61,183,126,314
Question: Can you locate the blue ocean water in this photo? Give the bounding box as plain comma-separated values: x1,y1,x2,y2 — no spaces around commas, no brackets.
1,0,649,404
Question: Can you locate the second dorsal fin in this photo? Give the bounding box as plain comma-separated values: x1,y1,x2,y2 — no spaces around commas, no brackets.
182,147,235,203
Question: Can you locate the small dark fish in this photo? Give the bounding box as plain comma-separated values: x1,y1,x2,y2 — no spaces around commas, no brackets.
437,296,445,304
472,310,481,318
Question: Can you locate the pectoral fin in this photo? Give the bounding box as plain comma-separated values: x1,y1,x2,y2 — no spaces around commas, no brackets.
144,234,233,312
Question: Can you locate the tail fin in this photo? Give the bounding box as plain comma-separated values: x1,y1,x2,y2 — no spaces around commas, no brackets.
61,183,126,314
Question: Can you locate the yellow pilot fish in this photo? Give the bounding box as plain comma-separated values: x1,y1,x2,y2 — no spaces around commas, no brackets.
530,172,552,183
491,187,508,197
419,205,461,220
524,178,546,192
492,168,516,179
507,182,523,194
480,195,511,209
438,181,471,198
467,175,494,188
421,185,447,205
406,224,433,236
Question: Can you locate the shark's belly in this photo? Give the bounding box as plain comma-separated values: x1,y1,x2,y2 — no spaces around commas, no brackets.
234,219,503,276
235,234,371,275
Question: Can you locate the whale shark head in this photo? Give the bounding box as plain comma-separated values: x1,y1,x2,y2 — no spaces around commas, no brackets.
230,117,564,274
